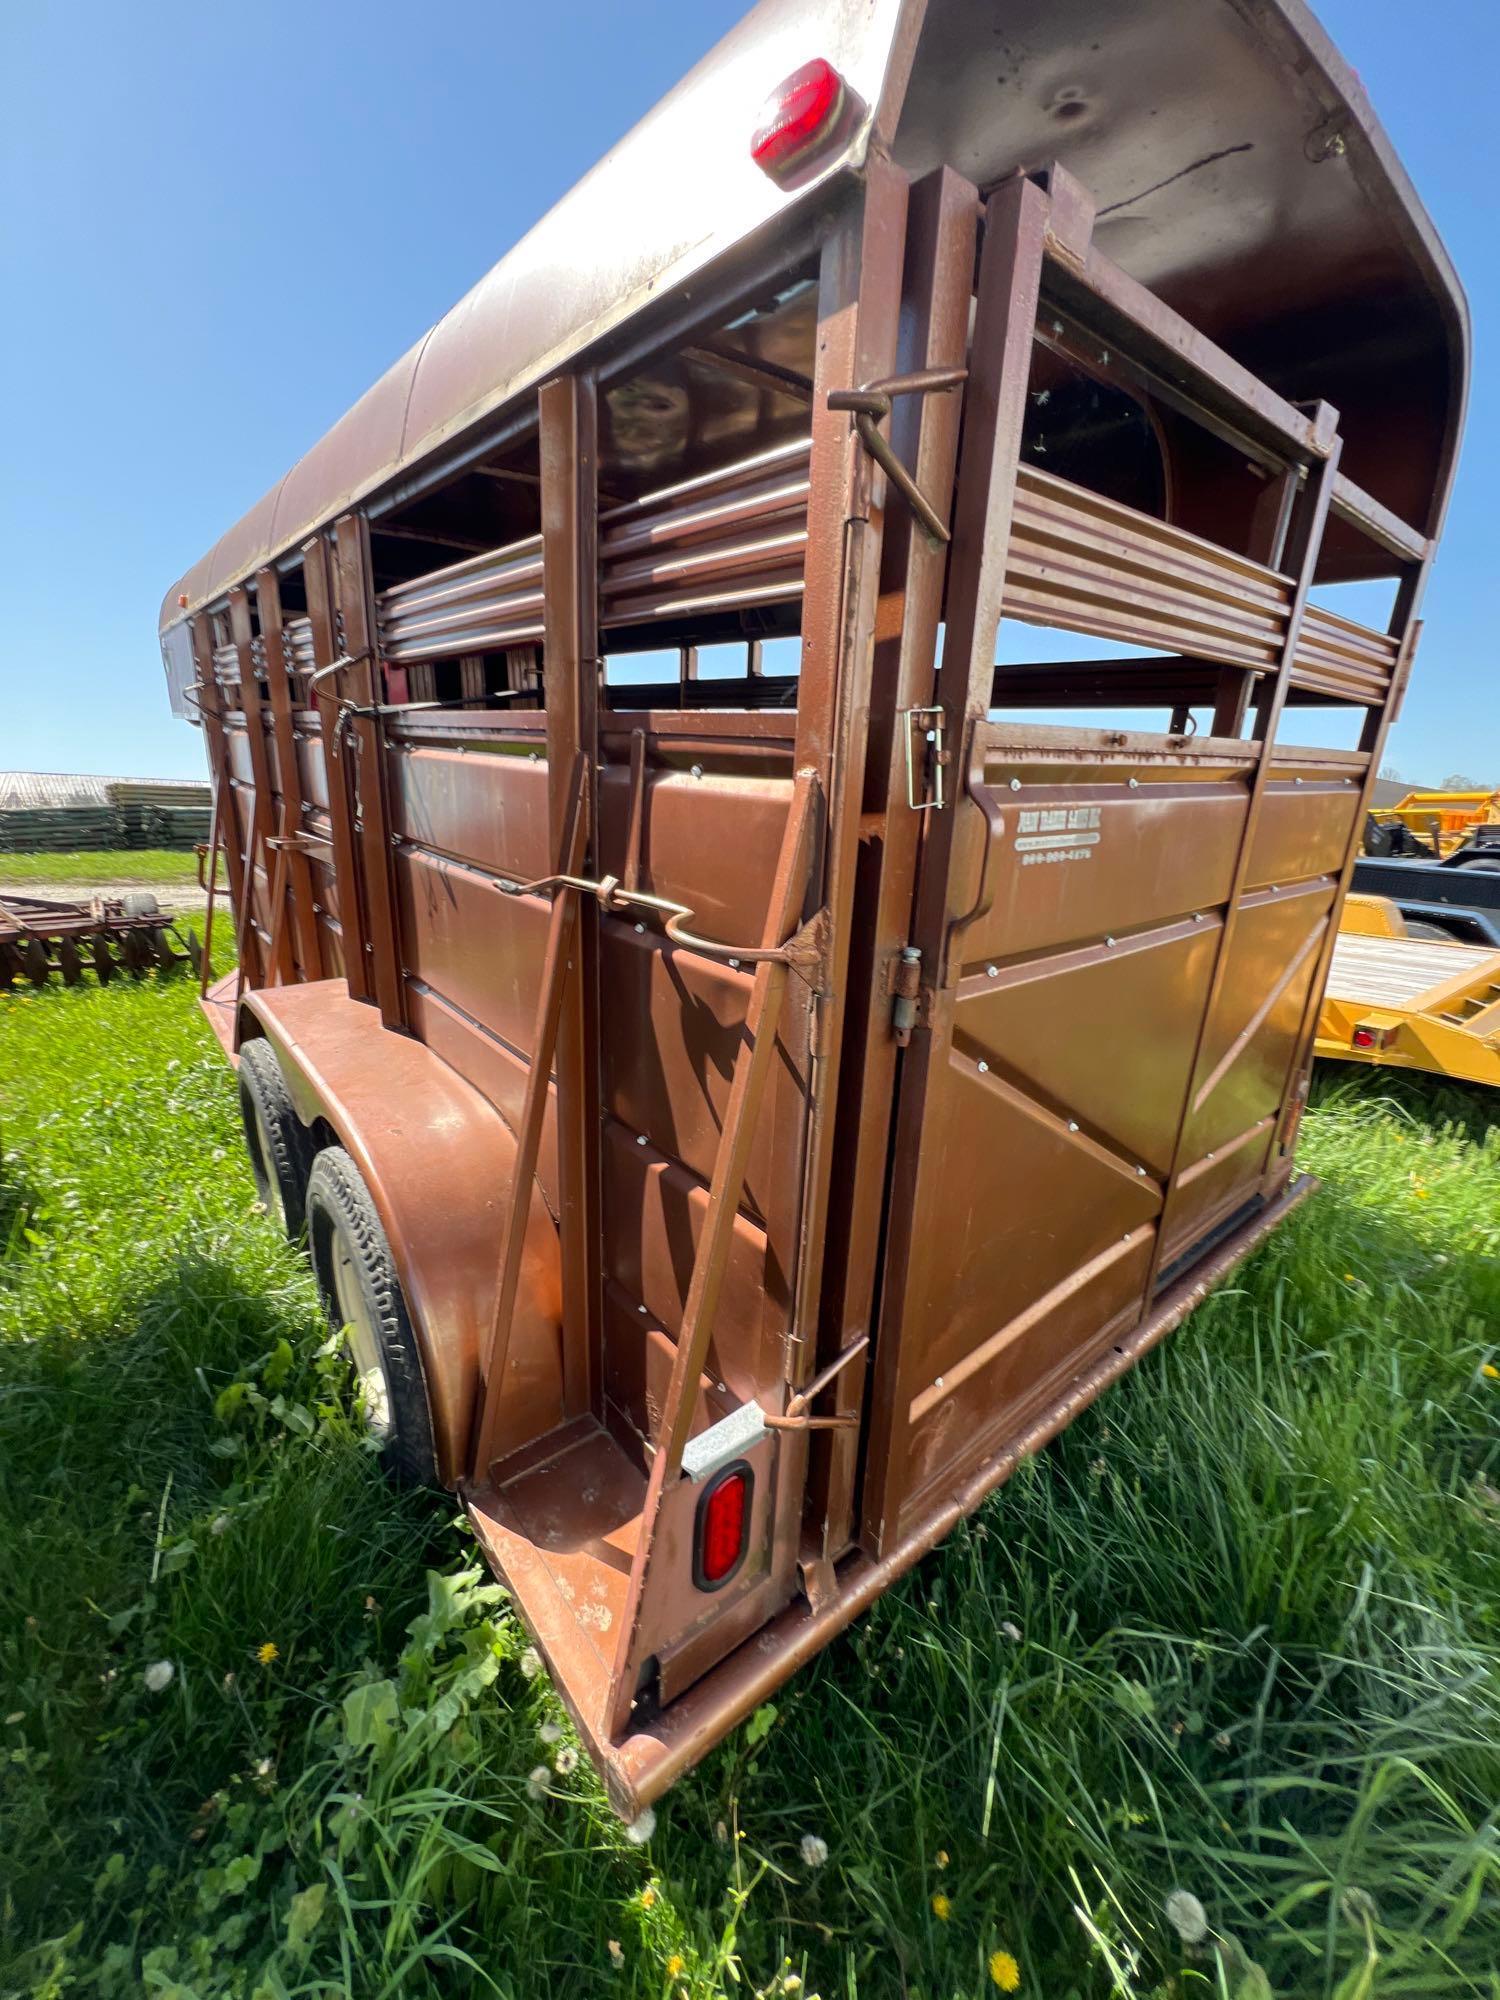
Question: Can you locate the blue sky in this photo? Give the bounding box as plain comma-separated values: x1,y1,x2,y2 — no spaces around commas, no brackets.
1,0,1493,784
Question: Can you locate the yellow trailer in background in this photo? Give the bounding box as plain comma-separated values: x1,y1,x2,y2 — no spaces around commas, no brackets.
1317,895,1500,1088
1367,788,1500,856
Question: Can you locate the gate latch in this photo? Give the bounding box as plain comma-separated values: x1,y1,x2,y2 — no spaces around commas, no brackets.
903,705,947,812
827,365,967,546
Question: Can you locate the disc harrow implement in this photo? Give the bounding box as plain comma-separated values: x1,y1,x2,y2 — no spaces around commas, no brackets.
0,891,204,989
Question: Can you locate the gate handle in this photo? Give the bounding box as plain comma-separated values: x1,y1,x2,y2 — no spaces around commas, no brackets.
827,365,968,547
494,869,815,970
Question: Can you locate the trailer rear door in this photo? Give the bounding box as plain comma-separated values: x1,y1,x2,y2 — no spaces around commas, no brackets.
860,177,1367,1555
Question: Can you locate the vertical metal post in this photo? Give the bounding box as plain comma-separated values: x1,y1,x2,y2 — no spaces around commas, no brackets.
861,175,1052,1555
333,515,405,1029
227,586,294,984
255,566,324,982
190,611,263,992
539,371,603,1419
754,157,907,1589
807,165,979,1561
302,533,372,1001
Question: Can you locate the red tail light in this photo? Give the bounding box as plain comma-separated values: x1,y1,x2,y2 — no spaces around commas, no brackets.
694,1462,752,1590
750,58,855,186
1351,1026,1378,1050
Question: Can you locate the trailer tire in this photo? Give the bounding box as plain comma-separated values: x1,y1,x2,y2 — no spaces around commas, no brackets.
305,1147,439,1487
238,1040,318,1239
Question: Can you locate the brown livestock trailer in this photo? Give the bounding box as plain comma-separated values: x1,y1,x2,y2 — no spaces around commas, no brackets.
159,0,1466,1817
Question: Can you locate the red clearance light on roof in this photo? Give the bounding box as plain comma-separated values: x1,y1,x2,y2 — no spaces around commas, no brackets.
694,1461,752,1590
750,58,856,186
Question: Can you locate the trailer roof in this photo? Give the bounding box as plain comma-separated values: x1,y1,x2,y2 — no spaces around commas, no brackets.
161,0,1467,637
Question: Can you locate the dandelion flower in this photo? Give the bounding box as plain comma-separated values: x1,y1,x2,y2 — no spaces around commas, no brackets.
640,1885,657,1909
1165,1888,1208,1944
799,1833,828,1869
625,1806,657,1845
256,1641,279,1665
539,1719,562,1743
554,1746,579,1776
143,1660,175,1693
518,1646,543,1680
667,1957,686,1977
989,1949,1021,1992
935,1848,949,1868
607,1939,624,1970
526,1764,551,1800
783,1976,802,1995
1483,1363,1499,1381
931,1892,951,1920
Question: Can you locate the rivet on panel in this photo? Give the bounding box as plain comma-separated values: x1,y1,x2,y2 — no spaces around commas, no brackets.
977,1060,989,1073
1067,1120,1080,1132
934,1376,945,1389
690,764,704,779
728,957,741,970
1009,777,1022,792
1105,935,1116,947
634,922,645,934
637,1304,647,1316
986,964,998,978
635,1134,648,1147
1136,1165,1146,1176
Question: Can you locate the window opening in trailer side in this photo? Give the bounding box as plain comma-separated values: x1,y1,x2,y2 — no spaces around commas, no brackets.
357,261,819,721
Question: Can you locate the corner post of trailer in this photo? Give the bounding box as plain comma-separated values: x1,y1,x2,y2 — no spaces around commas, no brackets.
806,162,981,1560
860,173,1053,1556
770,152,909,1592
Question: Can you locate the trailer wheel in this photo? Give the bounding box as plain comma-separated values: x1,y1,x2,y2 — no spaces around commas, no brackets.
238,1040,318,1239
305,1147,438,1486
1403,918,1457,942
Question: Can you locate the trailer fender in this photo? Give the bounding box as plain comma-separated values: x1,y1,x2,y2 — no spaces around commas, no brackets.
239,979,564,1485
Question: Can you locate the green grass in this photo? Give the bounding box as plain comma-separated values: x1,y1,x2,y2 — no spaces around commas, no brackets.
2,972,1497,1999
0,850,202,889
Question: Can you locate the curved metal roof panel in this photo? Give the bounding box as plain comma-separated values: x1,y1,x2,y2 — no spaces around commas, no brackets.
160,0,908,633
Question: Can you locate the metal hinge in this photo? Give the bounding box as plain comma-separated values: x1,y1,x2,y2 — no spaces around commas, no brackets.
891,945,923,1046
